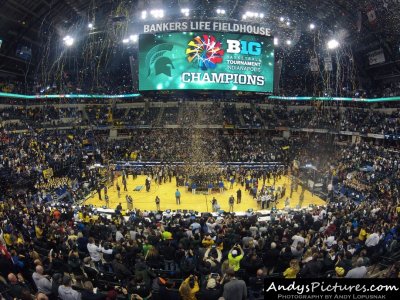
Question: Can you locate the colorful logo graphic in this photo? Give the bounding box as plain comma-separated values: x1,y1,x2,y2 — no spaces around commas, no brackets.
186,34,224,70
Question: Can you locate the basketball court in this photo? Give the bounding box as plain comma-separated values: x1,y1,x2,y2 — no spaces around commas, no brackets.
84,175,325,213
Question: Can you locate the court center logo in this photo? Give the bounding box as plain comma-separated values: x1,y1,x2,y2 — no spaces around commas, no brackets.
145,43,175,77
186,34,224,70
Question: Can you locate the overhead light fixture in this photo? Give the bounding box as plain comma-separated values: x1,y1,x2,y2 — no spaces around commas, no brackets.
280,17,285,22
130,34,138,42
63,35,74,47
181,8,190,15
286,21,291,26
274,37,279,45
309,23,316,30
88,23,93,29
150,9,164,19
216,8,226,15
327,39,339,49
245,11,264,19
141,10,147,20
286,40,292,45
122,39,129,44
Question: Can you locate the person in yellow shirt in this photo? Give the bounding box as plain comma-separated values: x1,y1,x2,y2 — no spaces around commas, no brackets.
3,232,13,246
283,259,300,278
179,275,200,300
35,225,43,239
227,244,244,271
358,225,368,242
201,234,215,248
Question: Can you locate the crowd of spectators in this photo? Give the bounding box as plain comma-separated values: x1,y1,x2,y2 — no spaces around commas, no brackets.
1,98,400,300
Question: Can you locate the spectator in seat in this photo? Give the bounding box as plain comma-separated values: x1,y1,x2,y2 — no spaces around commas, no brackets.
345,258,368,278
7,273,31,300
111,253,132,281
80,281,105,300
58,275,81,300
283,259,300,279
32,265,53,296
227,244,244,272
199,276,222,300
248,269,265,300
179,275,200,300
222,268,247,300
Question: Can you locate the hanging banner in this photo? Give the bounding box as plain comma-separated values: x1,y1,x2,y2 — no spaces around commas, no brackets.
366,4,377,26
368,48,385,65
324,56,332,71
310,57,319,72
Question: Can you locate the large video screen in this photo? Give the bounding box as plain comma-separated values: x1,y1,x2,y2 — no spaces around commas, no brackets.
139,32,274,92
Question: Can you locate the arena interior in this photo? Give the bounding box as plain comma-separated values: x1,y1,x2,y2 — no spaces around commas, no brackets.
1,0,400,300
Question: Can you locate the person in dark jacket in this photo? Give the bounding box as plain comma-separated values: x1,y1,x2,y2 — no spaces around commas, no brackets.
263,242,280,274
298,254,323,278
111,254,132,281
198,277,222,300
80,281,105,300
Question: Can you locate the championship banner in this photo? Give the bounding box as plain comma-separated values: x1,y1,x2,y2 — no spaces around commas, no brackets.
368,49,385,65
139,32,274,92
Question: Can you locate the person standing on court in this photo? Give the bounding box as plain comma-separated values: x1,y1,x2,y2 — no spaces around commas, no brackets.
175,189,181,205
155,196,160,211
97,186,102,200
236,188,242,204
229,195,235,212
105,194,109,208
122,176,127,191
116,182,120,198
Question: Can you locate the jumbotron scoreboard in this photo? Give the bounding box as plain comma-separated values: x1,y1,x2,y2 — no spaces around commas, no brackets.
138,31,274,93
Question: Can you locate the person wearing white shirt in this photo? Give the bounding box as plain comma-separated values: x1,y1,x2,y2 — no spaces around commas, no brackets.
291,234,305,248
115,230,124,242
365,231,380,248
87,237,113,269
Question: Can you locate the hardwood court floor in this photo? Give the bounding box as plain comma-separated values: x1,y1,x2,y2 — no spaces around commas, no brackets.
84,175,325,213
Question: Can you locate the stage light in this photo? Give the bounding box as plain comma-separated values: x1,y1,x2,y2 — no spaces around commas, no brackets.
274,37,279,45
309,23,315,30
181,8,190,15
150,9,164,19
141,10,147,20
242,15,247,20
88,23,93,29
260,13,264,18
130,34,138,42
286,40,292,45
280,16,285,22
327,39,339,49
122,38,129,44
286,21,290,26
216,8,225,15
63,35,74,47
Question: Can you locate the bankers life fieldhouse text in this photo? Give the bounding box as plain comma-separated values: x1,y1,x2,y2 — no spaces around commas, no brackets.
143,21,272,36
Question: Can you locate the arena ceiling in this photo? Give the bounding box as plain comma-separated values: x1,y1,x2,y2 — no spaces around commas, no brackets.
0,0,399,83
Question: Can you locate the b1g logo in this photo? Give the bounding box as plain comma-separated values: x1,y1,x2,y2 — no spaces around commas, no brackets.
226,39,262,56
186,34,224,70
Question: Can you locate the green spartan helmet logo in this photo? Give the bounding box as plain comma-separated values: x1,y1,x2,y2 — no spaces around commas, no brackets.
145,43,175,77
